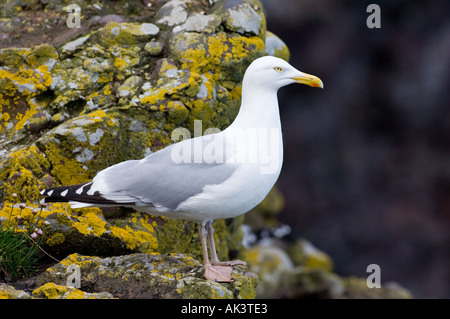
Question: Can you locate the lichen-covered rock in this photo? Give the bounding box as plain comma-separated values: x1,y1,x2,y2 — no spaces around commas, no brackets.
246,242,412,299
0,0,290,266
0,283,33,299
35,253,258,299
32,282,114,299
0,1,292,299
0,44,57,143
276,267,413,299
210,0,266,37
264,31,290,61
287,238,334,272
245,244,294,298
0,200,245,268
341,277,412,299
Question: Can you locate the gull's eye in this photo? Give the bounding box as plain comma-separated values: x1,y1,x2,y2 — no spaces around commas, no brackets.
274,66,283,72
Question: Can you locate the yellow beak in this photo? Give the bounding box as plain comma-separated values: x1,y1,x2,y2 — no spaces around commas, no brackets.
292,72,324,88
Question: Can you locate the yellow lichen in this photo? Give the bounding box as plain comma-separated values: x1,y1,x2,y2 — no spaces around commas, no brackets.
32,283,63,299
181,48,208,73
114,57,127,70
229,35,265,59
98,73,113,83
109,221,158,254
86,109,116,127
14,96,39,131
58,253,101,268
65,289,86,299
208,32,229,65
0,145,49,202
43,142,90,185
109,226,136,247
140,88,168,105
31,282,105,299
72,208,107,237
0,47,54,132
103,84,112,95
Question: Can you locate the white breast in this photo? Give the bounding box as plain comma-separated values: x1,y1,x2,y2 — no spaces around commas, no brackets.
172,126,283,221
173,162,281,221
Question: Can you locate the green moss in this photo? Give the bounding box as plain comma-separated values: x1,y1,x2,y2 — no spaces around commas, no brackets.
46,233,65,246
154,219,201,259
167,101,189,124
26,44,59,67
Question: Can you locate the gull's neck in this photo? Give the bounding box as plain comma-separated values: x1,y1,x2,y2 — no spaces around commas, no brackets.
227,85,281,131
223,82,284,176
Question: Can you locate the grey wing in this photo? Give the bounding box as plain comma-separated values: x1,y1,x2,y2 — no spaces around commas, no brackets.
90,136,237,211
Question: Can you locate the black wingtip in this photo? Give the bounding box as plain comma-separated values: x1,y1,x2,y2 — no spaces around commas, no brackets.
40,182,92,204
40,182,132,206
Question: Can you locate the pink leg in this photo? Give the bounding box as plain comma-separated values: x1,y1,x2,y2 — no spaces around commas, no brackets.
206,220,248,268
199,221,233,282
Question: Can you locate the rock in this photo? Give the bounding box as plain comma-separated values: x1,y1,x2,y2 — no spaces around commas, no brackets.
32,282,114,299
264,31,290,61
211,0,266,37
26,111,52,133
245,244,294,298
0,44,57,144
144,41,164,56
167,101,190,125
0,284,33,299
341,277,413,299
118,75,143,98
278,268,413,299
173,13,222,33
35,253,258,299
155,0,190,27
246,242,412,299
287,238,334,272
62,35,90,52
276,267,345,299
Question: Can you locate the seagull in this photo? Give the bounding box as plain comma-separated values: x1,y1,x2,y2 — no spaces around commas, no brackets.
41,56,323,282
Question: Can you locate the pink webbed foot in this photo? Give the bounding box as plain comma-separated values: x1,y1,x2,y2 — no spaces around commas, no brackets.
204,265,233,282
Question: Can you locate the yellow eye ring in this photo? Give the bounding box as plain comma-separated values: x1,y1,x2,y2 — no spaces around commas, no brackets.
274,66,283,72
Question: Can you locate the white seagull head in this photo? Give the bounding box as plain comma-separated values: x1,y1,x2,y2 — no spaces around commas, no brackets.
242,56,324,92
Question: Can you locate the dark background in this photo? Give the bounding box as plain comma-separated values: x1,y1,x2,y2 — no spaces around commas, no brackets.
260,0,450,298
